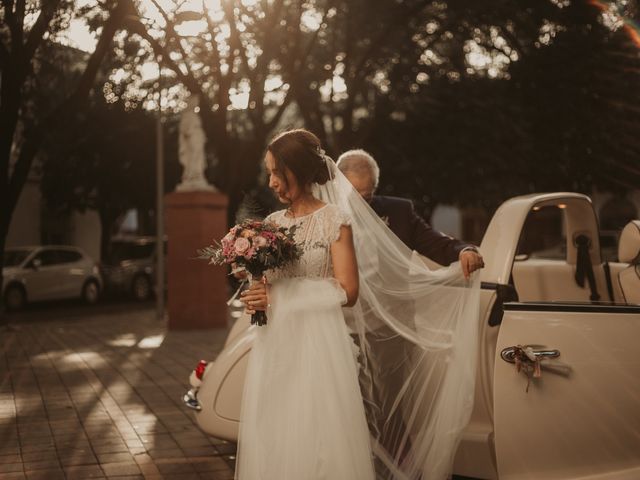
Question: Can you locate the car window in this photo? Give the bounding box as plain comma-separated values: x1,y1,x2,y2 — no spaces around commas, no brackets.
56,250,83,264
109,241,155,263
516,206,566,260
4,249,32,267
33,250,60,266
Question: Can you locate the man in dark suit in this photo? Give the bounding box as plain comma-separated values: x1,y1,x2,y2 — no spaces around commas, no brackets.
337,149,484,278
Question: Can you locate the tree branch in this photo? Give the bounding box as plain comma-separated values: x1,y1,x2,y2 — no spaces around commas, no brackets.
222,1,251,77
350,2,428,78
280,3,335,115
265,86,293,132
138,0,226,139
201,0,223,85
148,0,198,82
13,0,24,45
294,3,334,73
22,0,62,74
1,0,15,29
125,10,222,150
342,13,449,140
7,0,130,215
127,18,203,97
221,0,258,126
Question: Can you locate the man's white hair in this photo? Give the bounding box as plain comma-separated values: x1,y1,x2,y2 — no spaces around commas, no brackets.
336,149,380,189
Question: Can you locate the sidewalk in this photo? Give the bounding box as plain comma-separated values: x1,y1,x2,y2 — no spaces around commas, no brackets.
0,305,236,480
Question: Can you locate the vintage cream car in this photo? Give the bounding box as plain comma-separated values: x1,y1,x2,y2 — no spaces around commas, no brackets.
184,192,640,480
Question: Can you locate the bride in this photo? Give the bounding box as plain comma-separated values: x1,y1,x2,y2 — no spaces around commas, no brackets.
237,129,481,480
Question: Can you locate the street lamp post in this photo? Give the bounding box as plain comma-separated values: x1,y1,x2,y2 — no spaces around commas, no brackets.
122,14,165,320
156,55,165,321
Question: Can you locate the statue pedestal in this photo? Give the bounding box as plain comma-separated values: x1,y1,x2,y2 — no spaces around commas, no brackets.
165,191,229,330
175,179,216,192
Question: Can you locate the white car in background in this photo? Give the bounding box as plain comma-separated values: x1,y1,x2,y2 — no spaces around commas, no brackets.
2,245,103,311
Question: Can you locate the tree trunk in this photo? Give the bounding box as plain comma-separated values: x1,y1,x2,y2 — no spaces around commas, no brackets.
98,208,113,263
0,0,130,288
0,68,23,193
0,220,7,323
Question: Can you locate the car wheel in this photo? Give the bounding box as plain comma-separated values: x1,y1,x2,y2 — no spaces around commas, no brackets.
82,280,100,305
4,285,26,311
132,274,152,301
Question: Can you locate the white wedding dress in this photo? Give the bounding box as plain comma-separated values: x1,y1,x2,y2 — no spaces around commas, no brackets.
234,203,376,480
235,160,481,480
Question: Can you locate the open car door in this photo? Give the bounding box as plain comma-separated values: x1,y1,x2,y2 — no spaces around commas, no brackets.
493,302,640,480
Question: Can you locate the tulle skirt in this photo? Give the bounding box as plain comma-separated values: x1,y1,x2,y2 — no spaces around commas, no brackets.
235,277,375,480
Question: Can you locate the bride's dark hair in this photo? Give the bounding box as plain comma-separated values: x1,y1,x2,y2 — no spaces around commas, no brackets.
267,129,330,186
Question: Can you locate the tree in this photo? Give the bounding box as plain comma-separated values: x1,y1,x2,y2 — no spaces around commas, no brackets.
348,0,640,218
110,0,458,223
0,0,134,312
118,0,306,223
39,95,179,260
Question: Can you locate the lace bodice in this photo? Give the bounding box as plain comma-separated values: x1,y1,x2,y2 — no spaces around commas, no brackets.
265,203,351,281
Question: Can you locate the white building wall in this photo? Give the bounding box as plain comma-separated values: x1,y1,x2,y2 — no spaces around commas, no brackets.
6,179,101,260
430,204,462,239
70,211,101,260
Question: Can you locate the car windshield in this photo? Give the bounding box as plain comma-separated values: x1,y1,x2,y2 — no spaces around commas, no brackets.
4,249,32,267
108,241,155,263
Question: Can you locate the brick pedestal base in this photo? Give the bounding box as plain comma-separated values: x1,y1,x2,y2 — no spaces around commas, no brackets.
166,191,229,330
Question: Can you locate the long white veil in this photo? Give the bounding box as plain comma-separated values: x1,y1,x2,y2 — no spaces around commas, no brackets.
312,159,481,480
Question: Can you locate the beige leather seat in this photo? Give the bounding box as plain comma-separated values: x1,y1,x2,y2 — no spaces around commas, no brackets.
618,220,640,304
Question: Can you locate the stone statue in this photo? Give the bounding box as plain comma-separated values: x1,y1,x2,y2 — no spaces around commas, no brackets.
176,95,215,192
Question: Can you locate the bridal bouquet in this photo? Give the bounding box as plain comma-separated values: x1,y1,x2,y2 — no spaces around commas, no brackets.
198,219,301,326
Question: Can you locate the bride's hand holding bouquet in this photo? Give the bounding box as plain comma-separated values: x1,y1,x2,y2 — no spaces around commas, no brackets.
198,219,301,326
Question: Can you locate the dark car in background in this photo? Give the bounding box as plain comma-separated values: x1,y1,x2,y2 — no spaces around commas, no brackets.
2,245,102,311
100,236,165,301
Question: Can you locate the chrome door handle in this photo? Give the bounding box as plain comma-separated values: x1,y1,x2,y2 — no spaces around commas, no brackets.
501,345,560,364
501,345,566,392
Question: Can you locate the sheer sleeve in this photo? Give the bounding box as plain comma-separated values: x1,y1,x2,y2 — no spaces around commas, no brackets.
326,205,352,243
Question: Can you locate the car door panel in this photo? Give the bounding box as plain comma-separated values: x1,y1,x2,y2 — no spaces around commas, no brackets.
21,267,51,301
494,303,640,480
194,327,255,442
23,252,58,301
59,260,84,298
54,250,86,298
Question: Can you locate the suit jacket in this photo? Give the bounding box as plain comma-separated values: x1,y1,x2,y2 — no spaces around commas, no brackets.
369,195,472,266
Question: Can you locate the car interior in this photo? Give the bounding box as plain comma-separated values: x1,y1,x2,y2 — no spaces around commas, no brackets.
510,200,639,305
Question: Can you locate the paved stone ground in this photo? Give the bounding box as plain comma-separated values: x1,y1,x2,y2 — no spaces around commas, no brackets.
0,304,237,480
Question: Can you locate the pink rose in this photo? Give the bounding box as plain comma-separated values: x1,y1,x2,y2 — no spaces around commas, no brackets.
234,237,250,254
